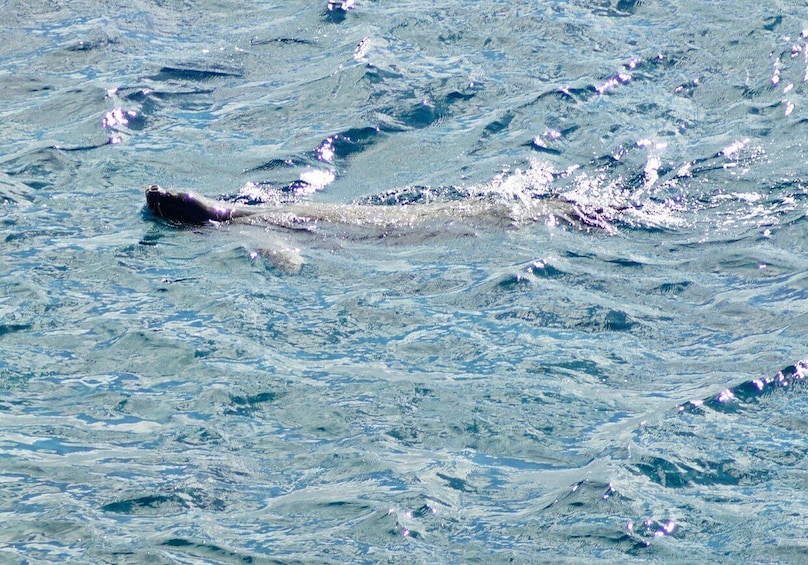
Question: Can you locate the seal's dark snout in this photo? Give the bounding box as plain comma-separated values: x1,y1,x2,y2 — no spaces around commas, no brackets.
144,185,220,224
145,184,179,221
145,185,163,212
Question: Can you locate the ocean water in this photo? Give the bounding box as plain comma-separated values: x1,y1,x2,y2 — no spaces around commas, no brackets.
1,0,807,562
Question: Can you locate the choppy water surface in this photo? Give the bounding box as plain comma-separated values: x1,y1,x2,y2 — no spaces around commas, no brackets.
2,1,808,562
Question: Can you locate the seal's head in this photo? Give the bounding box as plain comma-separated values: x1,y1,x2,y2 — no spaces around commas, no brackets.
146,185,233,224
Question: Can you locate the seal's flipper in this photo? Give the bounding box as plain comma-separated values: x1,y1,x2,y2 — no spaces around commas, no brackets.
238,227,305,274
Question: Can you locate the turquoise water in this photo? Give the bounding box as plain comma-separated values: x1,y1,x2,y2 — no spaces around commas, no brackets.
1,1,807,562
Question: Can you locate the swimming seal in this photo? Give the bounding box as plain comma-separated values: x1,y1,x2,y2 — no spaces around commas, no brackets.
143,184,671,272
144,184,591,232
